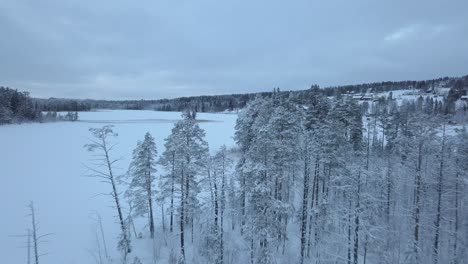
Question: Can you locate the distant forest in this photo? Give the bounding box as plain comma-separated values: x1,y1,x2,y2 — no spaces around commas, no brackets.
33,75,468,113
0,87,79,124
1,75,467,124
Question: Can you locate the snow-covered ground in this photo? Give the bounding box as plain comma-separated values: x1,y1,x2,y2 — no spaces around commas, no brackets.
0,110,237,264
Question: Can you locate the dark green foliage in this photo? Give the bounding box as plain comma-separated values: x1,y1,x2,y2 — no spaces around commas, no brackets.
0,87,39,124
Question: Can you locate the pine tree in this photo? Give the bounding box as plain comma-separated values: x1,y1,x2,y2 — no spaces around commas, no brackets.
160,113,209,262
125,132,158,238
212,145,232,264
85,126,131,257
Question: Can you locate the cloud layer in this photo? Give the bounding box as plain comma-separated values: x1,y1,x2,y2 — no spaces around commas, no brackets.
1,0,467,99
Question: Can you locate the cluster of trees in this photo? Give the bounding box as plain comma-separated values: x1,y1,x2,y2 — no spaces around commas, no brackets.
230,91,467,264
0,87,39,124
78,93,260,112
46,75,468,114
0,87,80,124
84,111,211,263
41,111,79,122
151,94,254,112
84,89,466,264
5,75,467,118
322,75,468,96
33,98,91,112
362,92,466,121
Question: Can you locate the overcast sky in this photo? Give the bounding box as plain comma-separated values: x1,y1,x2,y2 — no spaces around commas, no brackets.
1,0,467,99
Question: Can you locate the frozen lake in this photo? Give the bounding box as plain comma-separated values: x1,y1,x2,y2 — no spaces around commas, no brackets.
0,110,237,264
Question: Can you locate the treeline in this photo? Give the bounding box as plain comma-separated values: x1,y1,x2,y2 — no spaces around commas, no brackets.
33,97,91,112
78,93,265,112
84,90,466,264
31,74,468,114
361,92,468,122
0,87,79,124
322,75,468,96
99,75,468,112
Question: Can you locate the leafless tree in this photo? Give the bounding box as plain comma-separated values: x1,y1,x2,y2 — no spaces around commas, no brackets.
84,125,131,258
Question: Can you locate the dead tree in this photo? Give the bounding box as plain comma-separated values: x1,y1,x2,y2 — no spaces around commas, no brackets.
85,125,131,256
27,202,52,264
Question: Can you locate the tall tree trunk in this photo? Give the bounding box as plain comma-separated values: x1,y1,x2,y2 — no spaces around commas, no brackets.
180,168,186,261
386,157,392,224
214,171,219,234
353,170,361,264
191,219,194,244
147,171,155,239
414,142,423,262
307,156,320,258
300,150,310,264
413,142,423,261
170,152,175,233
29,202,39,264
185,172,190,226
102,137,130,255
250,239,254,264
162,204,166,233
220,156,226,264
240,155,246,236
433,124,445,264
453,166,459,264
348,198,352,264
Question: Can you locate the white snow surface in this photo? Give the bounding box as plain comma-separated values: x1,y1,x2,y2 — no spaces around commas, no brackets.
0,110,237,264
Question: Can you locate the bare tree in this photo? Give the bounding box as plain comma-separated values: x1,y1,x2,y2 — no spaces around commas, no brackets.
27,202,52,264
84,125,131,257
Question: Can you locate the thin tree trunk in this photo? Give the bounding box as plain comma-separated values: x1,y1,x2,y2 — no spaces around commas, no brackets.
30,202,39,264
433,124,445,264
147,171,155,238
354,170,361,264
250,239,254,264
413,142,423,261
220,154,226,264
191,219,194,244
300,152,309,264
170,152,175,233
241,170,246,236
180,168,186,261
307,156,319,258
162,204,166,233
453,166,459,264
103,138,130,254
214,171,219,231
348,198,352,264
185,172,190,226
131,216,137,238
386,157,392,223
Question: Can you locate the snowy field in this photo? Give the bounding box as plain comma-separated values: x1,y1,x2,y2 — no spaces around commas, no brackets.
0,110,237,264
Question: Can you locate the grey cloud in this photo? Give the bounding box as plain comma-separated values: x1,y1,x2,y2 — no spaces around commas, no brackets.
0,0,467,99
